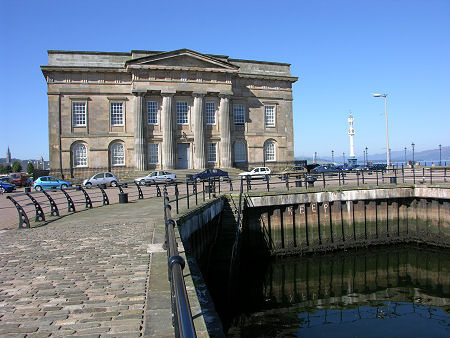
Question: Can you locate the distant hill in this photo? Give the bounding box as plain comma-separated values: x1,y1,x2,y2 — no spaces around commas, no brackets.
296,146,450,164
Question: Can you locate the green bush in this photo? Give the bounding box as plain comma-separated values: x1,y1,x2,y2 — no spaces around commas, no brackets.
26,162,35,175
12,161,22,173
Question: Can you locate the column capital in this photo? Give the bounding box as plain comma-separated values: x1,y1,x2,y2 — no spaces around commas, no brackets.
192,92,206,98
219,92,232,99
132,90,146,97
161,91,176,97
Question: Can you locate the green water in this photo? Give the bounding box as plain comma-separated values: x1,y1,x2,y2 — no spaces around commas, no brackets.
216,245,450,337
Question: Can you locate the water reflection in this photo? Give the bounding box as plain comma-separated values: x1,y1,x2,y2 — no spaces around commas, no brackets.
223,245,450,337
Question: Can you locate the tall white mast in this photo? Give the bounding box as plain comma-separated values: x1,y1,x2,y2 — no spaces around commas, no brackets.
348,114,355,158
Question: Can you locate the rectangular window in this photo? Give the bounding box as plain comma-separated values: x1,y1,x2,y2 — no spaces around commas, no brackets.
176,102,189,124
72,102,86,127
207,143,217,163
147,101,158,124
234,104,245,125
265,105,275,127
148,144,159,164
110,102,124,126
205,102,216,125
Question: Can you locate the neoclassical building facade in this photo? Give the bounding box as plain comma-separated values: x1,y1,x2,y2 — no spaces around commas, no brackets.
41,49,297,177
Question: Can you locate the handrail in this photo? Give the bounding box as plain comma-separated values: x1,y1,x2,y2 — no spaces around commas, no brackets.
163,188,196,338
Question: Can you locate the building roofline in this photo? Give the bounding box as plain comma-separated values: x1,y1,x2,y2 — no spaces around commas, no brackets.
47,50,132,56
229,58,291,66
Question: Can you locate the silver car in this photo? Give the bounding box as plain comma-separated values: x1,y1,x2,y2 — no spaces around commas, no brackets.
134,171,176,185
83,172,118,187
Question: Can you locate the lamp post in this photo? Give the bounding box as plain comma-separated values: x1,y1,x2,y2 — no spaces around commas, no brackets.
332,150,334,163
439,144,442,166
365,147,368,165
404,147,407,164
372,93,390,166
411,142,415,164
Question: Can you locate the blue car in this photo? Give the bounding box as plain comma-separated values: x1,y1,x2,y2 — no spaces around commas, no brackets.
188,169,229,182
0,180,16,193
33,176,72,191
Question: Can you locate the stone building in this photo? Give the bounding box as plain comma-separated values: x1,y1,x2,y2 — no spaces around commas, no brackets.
41,49,297,177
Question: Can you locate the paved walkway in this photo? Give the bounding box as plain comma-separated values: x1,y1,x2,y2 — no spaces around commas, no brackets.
0,196,208,337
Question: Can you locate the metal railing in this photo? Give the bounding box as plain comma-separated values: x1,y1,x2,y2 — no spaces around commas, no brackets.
163,187,196,338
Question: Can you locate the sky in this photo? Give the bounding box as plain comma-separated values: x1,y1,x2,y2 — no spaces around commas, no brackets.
0,0,449,161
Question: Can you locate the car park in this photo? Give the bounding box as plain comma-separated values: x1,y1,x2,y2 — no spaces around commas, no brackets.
33,176,72,191
0,180,16,193
187,169,229,182
83,172,118,187
134,171,176,185
239,167,271,179
8,172,28,187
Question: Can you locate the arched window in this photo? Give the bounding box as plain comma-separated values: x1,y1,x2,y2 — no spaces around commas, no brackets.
265,141,276,162
111,143,125,166
234,141,247,162
73,143,88,167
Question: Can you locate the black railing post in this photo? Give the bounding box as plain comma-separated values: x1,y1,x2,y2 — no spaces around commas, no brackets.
41,190,60,216
445,168,447,183
202,180,205,201
402,165,405,183
135,182,144,199
342,172,345,185
357,171,359,186
413,165,416,184
394,168,397,185
382,170,385,184
229,178,233,192
376,170,379,186
218,178,221,194
304,174,308,190
362,171,365,185
156,184,162,197
98,185,109,205
266,175,270,192
430,167,433,184
186,181,190,209
422,167,425,184
26,193,45,222
246,175,251,191
61,188,76,212
322,173,325,188
338,172,341,186
79,186,93,209
175,183,179,214
286,173,290,191
7,196,30,229
208,178,211,200
194,181,198,205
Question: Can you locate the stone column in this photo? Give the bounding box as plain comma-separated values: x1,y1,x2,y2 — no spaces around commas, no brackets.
219,94,232,168
161,93,175,169
193,93,206,169
134,93,146,171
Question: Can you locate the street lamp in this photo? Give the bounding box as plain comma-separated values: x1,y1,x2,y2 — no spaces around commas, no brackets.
332,150,334,163
365,147,368,165
372,93,390,166
411,142,415,164
439,144,442,166
404,147,407,164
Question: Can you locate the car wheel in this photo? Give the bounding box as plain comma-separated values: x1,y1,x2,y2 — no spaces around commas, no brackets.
111,181,118,187
85,182,92,188
35,185,42,191
196,177,202,182
61,184,68,189
140,179,146,186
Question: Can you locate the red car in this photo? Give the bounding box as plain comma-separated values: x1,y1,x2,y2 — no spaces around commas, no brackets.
8,172,28,187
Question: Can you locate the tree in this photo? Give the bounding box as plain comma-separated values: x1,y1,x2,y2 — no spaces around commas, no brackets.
0,164,4,174
3,165,12,174
26,162,35,175
11,161,22,173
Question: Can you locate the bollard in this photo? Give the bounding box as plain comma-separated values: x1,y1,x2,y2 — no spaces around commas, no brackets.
119,192,128,203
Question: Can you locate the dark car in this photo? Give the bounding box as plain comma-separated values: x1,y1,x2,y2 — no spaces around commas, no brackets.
0,180,16,193
187,169,229,182
369,163,387,171
311,165,339,175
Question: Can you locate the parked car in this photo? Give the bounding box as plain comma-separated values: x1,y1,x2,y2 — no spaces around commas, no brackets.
0,180,16,193
83,172,118,187
8,172,28,187
239,167,271,179
369,163,387,171
187,169,229,182
0,176,14,184
135,171,176,185
311,165,339,175
33,176,72,191
278,166,307,180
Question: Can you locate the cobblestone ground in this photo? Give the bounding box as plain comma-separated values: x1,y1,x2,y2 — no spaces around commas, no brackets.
0,200,161,337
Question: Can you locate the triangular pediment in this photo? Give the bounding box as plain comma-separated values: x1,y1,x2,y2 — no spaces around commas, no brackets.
126,49,239,71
